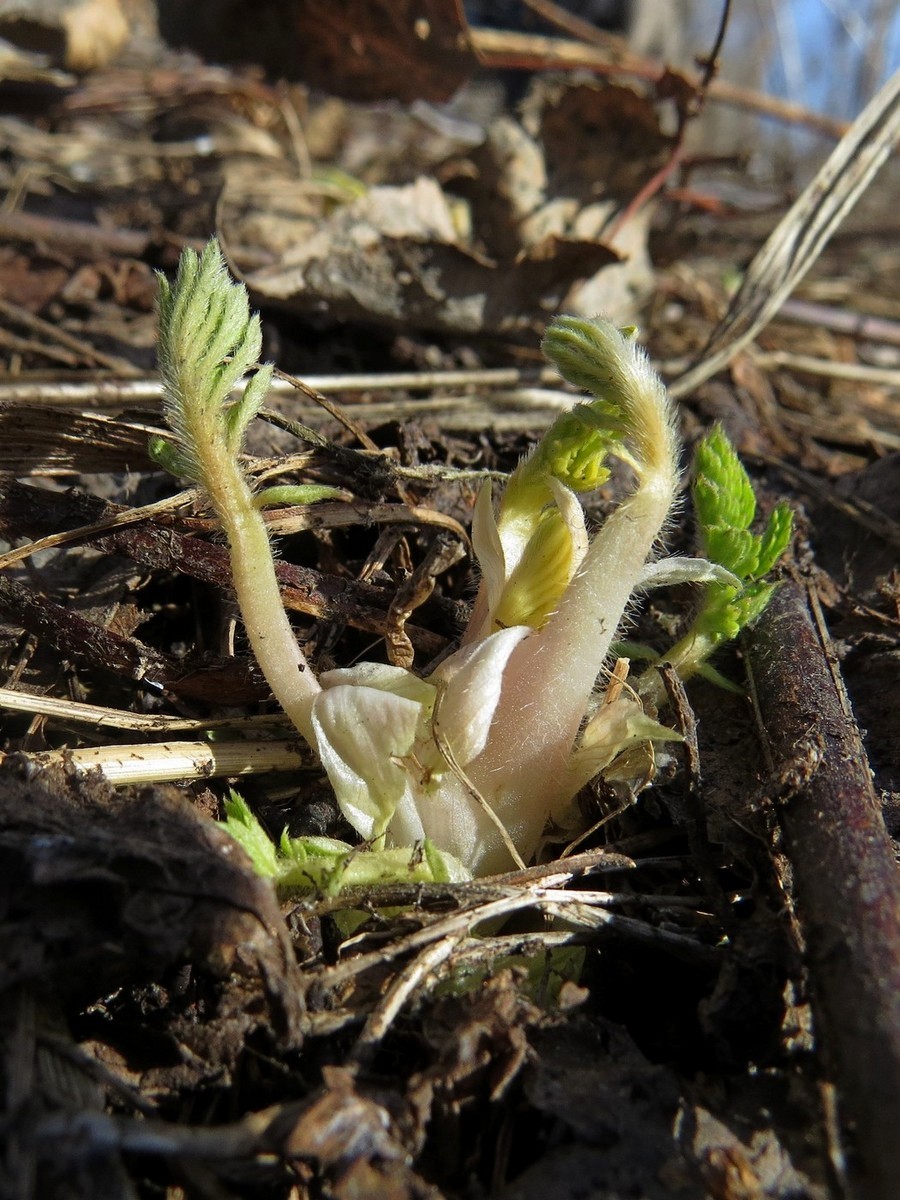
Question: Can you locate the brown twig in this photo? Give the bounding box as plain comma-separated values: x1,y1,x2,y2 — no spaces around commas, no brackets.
745,577,900,1200
0,480,455,659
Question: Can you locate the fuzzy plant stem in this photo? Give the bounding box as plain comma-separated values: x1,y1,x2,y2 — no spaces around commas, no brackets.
472,465,677,865
198,444,321,746
469,320,680,867
155,242,321,746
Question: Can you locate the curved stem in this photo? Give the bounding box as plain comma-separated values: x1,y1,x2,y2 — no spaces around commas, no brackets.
469,473,676,871
199,434,321,746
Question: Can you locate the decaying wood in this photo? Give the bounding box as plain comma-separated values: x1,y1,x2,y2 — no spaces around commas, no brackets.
747,577,900,1200
0,760,306,1042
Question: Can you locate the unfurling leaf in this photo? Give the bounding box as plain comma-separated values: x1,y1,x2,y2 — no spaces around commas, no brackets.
638,424,793,699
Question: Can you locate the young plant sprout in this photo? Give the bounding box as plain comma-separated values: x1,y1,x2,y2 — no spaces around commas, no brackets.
644,426,794,699
154,240,791,885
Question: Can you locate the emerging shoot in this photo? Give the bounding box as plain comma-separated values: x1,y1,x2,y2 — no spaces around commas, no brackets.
637,425,794,704
156,242,323,746
155,240,790,885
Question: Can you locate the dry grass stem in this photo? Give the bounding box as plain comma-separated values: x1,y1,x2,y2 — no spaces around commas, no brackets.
8,739,307,785
750,349,900,388
0,687,291,734
671,69,900,400
0,366,561,408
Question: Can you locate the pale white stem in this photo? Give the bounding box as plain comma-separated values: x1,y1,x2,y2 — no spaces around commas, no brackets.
467,486,673,872
469,455,678,870
206,448,321,746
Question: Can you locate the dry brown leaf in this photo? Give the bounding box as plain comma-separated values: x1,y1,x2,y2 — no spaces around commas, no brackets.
231,78,672,333
158,0,477,103
239,173,617,335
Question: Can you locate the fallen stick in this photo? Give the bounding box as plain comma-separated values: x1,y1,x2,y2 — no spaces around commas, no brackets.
746,578,900,1200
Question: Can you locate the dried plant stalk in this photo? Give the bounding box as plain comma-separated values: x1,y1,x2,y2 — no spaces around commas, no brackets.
8,740,307,786
671,69,900,400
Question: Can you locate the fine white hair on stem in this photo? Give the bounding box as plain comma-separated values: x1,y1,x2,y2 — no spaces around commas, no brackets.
155,241,321,745
461,318,681,870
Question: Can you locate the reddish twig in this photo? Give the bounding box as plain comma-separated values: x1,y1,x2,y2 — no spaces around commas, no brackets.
604,0,732,240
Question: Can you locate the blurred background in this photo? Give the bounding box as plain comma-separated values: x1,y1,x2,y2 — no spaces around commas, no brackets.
467,0,900,169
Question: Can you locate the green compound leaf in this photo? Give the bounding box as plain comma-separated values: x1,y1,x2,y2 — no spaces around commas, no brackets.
222,789,279,877
693,425,793,589
689,427,793,649
641,426,794,697
222,789,466,896
702,526,760,579
693,425,757,532
732,580,777,628
756,502,794,576
155,240,270,483
693,584,743,644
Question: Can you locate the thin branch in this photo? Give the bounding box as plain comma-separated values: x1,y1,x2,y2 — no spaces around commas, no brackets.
470,26,851,139
605,0,733,240
746,575,900,1200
